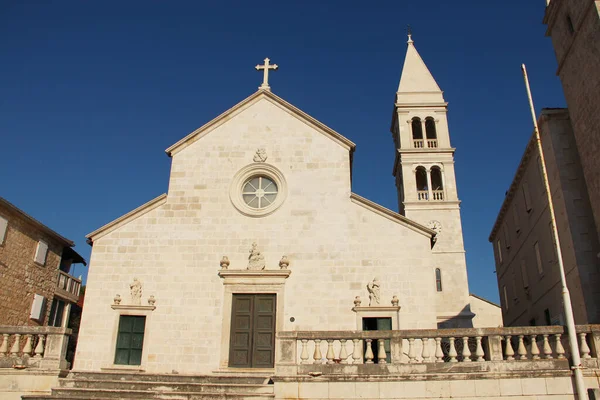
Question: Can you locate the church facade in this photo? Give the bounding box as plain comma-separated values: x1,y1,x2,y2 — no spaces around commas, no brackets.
75,38,480,374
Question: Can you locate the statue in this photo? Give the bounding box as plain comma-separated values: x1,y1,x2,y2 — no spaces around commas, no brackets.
130,278,142,305
367,277,381,306
247,242,266,270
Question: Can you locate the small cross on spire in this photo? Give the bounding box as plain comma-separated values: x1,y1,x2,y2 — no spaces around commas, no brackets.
255,57,278,91
407,25,413,44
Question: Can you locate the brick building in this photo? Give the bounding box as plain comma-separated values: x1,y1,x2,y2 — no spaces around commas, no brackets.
544,0,600,251
0,197,86,327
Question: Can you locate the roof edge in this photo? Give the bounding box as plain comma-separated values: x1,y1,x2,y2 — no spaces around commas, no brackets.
0,197,74,247
86,193,168,244
350,193,435,238
470,293,501,308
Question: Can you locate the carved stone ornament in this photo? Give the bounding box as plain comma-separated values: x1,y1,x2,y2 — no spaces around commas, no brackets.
253,148,268,163
279,255,290,269
148,295,156,306
247,242,266,270
130,278,142,306
367,277,381,306
427,220,442,235
113,294,122,305
354,296,362,307
391,295,399,307
220,256,230,270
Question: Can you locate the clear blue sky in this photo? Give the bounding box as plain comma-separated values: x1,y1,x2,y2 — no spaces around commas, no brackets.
0,1,565,302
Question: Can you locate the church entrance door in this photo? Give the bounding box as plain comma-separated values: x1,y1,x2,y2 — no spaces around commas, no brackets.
229,294,276,368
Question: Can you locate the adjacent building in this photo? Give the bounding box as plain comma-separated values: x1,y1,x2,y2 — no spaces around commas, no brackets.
489,109,600,326
0,197,86,328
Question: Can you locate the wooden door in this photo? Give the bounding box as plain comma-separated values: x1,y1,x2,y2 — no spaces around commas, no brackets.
114,315,146,366
229,294,276,368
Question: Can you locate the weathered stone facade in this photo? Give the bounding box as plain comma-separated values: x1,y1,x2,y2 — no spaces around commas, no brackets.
544,0,600,250
489,109,600,326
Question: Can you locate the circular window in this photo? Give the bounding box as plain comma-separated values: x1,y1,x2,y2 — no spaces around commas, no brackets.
242,176,278,209
230,164,287,217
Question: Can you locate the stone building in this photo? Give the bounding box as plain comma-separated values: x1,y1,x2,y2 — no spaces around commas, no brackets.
544,0,600,251
71,36,503,376
0,197,86,328
489,109,600,326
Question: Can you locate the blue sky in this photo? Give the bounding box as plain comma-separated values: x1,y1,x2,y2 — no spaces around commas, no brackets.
0,1,565,302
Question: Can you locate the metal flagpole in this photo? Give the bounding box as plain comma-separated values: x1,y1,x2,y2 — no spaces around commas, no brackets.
521,63,586,400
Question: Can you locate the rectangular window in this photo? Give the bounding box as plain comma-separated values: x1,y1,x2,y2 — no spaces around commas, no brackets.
520,259,529,288
48,298,66,327
0,216,7,245
496,240,503,263
513,207,521,233
523,183,532,213
435,268,442,292
534,242,543,275
115,315,146,366
30,294,45,321
503,286,509,310
34,240,48,265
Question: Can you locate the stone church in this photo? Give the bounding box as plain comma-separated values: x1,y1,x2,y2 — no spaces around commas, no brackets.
75,36,487,374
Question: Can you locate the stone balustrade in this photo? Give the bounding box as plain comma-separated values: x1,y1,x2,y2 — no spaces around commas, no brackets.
417,190,428,200
427,139,438,148
432,190,444,200
413,139,424,148
56,270,82,303
0,326,72,370
275,325,600,375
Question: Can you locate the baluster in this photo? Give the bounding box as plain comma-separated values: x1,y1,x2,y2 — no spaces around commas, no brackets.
579,333,591,359
0,334,9,357
377,339,387,364
461,337,472,362
22,335,33,356
517,335,527,360
300,339,309,364
326,340,335,364
10,334,21,356
33,335,45,358
555,334,565,359
530,335,540,360
364,339,374,364
313,339,323,364
352,339,362,364
504,335,515,361
448,337,458,363
421,338,431,363
434,337,444,363
339,339,349,364
408,338,417,363
474,336,485,362
542,334,553,359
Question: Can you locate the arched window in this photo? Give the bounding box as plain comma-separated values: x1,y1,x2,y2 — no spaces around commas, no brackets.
431,167,444,201
435,268,442,292
416,166,428,200
425,118,437,139
412,118,423,148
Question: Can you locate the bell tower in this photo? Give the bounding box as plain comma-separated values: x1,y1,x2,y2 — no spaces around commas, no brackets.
390,34,473,327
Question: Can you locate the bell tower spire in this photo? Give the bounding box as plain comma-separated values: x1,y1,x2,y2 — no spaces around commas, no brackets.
390,34,473,328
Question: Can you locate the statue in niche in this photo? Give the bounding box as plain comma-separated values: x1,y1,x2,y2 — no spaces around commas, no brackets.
367,277,381,306
248,242,266,270
130,278,142,305
253,148,267,163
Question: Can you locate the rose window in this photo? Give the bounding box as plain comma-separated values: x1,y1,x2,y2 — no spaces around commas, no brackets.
242,176,278,209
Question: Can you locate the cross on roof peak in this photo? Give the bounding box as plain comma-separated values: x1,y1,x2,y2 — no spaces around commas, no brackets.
255,57,278,91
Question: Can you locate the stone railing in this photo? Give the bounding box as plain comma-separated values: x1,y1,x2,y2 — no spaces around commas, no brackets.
427,139,438,148
55,270,82,303
413,139,424,148
432,190,444,201
0,326,71,370
275,325,600,375
417,190,428,201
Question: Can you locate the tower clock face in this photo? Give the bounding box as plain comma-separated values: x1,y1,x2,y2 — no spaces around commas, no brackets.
427,220,442,234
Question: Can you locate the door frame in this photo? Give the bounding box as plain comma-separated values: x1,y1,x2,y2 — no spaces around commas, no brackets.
218,270,290,370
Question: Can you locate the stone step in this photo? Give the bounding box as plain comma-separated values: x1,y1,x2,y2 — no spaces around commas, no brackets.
25,387,275,400
66,371,270,385
59,378,274,394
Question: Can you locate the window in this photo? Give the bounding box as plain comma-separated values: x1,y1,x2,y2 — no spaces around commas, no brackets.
520,259,529,288
523,183,532,213
411,118,423,140
496,239,503,263
503,286,509,310
425,118,437,139
30,294,45,321
435,268,442,292
415,166,428,200
34,240,48,265
242,175,278,209
544,309,552,326
0,216,7,245
534,241,543,275
566,14,575,34
115,315,146,366
503,226,511,249
513,207,521,233
48,298,66,327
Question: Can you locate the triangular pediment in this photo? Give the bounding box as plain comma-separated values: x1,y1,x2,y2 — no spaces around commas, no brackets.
165,90,356,156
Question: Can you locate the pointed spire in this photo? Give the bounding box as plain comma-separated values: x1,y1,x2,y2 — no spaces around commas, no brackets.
396,33,445,104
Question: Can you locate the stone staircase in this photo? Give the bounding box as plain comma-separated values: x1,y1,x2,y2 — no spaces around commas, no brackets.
21,371,275,400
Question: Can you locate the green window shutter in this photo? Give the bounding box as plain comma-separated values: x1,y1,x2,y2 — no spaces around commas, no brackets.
115,316,146,365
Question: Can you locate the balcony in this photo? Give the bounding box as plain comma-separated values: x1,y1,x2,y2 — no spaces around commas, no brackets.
412,139,438,149
55,270,81,303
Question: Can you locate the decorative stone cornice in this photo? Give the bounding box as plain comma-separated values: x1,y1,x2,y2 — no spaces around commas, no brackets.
110,305,156,311
218,269,291,284
352,306,401,313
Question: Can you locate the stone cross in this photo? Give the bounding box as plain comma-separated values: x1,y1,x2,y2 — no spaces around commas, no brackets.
255,58,278,91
